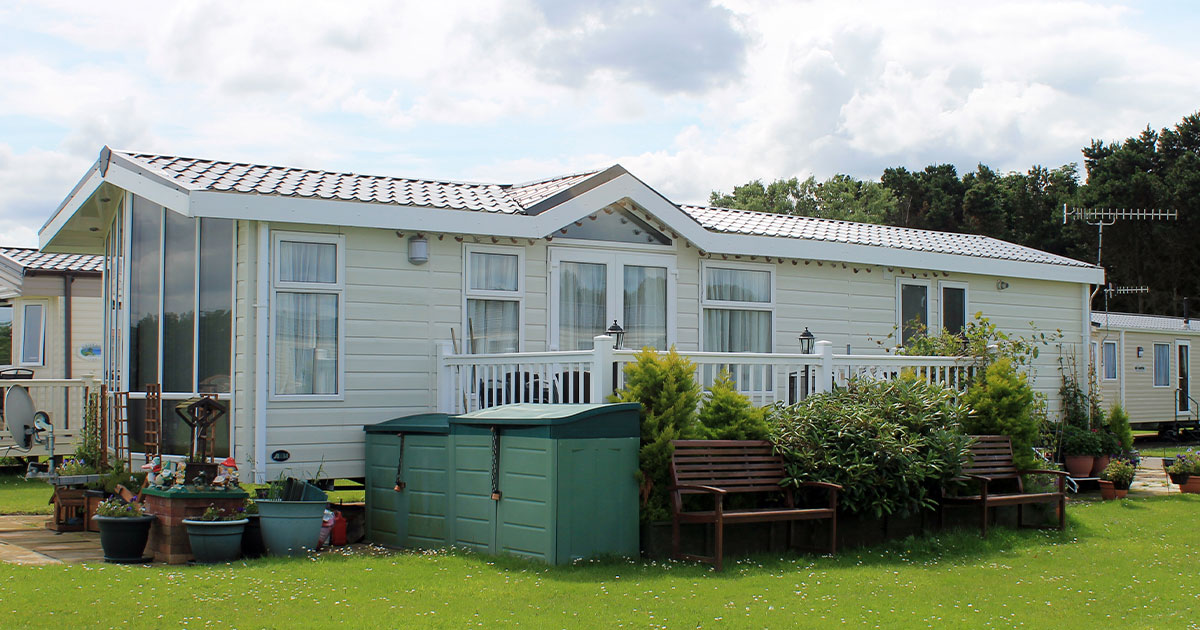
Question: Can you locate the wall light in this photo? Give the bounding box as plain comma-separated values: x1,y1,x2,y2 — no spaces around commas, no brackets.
996,280,1010,291
407,235,429,265
1137,347,1144,358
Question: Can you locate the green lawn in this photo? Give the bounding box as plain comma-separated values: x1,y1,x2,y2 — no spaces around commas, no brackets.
0,475,52,514
1135,444,1199,458
1,495,1198,628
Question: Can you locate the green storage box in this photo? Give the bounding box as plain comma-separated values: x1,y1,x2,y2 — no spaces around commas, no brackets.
364,403,640,564
363,413,452,549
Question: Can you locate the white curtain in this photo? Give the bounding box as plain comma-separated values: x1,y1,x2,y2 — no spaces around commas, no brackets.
469,253,519,291
467,299,519,353
20,303,43,364
703,308,770,353
560,262,606,350
1155,344,1170,387
705,267,770,302
623,265,667,350
280,241,336,283
275,292,338,395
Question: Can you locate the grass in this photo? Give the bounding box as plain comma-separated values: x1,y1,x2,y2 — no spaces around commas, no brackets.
1135,443,1199,458
0,475,52,514
1,494,1199,628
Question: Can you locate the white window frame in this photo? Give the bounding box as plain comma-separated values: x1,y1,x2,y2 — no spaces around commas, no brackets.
548,246,678,351
17,300,47,367
463,244,525,353
0,303,13,368
270,231,346,401
1153,342,1171,388
699,260,776,353
937,281,969,335
896,279,931,345
1102,340,1118,381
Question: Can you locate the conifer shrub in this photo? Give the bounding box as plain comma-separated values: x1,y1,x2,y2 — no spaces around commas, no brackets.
696,370,771,441
961,358,1041,470
611,347,702,523
1107,404,1134,452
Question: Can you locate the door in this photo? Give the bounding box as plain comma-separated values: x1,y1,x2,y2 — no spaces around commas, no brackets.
1178,340,1191,414
550,249,675,351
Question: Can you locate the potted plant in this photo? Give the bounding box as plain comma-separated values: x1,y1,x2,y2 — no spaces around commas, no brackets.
92,497,156,563
182,504,249,563
1100,459,1135,499
255,478,328,557
1092,431,1120,477
1167,452,1200,491
1060,425,1098,478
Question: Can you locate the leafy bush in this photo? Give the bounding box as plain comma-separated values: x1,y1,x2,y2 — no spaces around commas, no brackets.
1101,459,1136,489
892,313,1059,373
769,376,974,518
1097,431,1122,456
1168,451,1200,475
961,358,1040,470
1060,425,1102,456
1107,405,1134,452
611,347,702,523
696,370,770,441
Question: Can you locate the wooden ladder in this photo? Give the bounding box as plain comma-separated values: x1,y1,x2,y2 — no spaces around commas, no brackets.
143,384,162,460
111,390,131,467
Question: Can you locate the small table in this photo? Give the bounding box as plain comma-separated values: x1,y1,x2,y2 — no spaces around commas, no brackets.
141,487,248,564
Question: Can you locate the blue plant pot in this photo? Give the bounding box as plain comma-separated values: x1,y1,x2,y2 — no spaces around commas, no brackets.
93,515,156,563
256,500,326,557
182,518,249,563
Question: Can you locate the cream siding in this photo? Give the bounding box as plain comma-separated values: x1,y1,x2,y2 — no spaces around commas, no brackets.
1090,326,1200,427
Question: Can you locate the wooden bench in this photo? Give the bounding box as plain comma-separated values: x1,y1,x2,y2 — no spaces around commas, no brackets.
940,435,1068,537
669,439,841,570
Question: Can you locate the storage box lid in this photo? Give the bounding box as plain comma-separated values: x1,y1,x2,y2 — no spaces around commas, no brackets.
450,403,640,439
364,413,452,435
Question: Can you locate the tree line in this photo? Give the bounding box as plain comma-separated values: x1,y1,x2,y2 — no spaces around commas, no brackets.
710,112,1200,316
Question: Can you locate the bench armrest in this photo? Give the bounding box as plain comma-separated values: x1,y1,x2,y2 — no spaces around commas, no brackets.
669,484,727,495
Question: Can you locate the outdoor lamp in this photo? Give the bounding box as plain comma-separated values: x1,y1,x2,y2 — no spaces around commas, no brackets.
798,327,815,354
606,320,625,349
407,235,429,265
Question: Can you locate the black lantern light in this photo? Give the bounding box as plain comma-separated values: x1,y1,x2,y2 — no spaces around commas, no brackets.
798,327,815,354
606,320,625,349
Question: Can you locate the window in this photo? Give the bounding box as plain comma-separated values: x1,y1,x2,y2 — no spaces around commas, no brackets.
465,246,523,353
1154,343,1171,387
701,263,773,353
939,282,967,336
272,232,344,398
897,280,930,346
550,248,674,351
0,304,11,365
1102,341,1117,380
19,303,45,366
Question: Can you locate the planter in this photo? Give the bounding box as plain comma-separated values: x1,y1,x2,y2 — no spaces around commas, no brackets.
242,514,266,559
1168,472,1191,485
256,500,327,557
182,518,249,563
93,515,156,563
1098,480,1117,500
1090,455,1111,478
1064,455,1095,478
1115,487,1128,499
1181,478,1200,494
84,490,105,533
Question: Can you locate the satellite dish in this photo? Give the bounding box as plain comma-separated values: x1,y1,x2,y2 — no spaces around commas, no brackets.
4,386,35,449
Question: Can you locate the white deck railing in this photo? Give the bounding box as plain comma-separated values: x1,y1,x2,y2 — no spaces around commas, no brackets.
437,337,976,414
0,376,98,456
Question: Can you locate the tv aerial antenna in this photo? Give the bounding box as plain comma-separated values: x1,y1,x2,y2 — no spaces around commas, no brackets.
1063,205,1177,267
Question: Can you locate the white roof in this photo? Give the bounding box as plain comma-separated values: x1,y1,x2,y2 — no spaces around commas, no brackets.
1092,312,1200,333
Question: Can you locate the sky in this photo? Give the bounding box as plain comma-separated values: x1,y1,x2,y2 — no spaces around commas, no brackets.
2,0,1199,247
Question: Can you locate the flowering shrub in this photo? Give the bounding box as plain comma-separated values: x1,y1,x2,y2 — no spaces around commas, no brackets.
192,504,246,521
1101,459,1136,489
95,496,145,518
1168,451,1200,476
56,458,95,476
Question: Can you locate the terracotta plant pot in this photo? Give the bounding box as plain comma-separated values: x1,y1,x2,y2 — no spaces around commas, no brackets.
1091,455,1111,477
1115,488,1128,499
1064,455,1094,478
1098,480,1117,500
1181,478,1200,494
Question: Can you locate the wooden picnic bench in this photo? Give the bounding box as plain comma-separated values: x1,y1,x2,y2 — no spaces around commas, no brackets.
669,439,841,570
940,435,1068,537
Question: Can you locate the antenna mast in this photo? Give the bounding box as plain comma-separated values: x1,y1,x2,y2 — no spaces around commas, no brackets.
1063,205,1177,267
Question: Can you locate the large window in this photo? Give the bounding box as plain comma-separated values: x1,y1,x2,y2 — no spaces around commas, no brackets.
701,263,773,353
1154,343,1171,387
897,280,930,346
19,302,45,366
272,232,343,398
1102,341,1117,380
117,196,234,457
550,249,673,351
939,282,967,336
465,246,522,353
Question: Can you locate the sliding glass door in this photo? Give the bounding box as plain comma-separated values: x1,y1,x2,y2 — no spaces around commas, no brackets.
551,249,674,351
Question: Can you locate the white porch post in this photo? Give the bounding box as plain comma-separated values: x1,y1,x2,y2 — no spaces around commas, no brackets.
436,341,454,414
815,340,834,394
591,335,614,403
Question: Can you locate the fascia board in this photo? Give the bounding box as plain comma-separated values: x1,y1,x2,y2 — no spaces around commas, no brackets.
38,164,102,249
104,154,192,214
